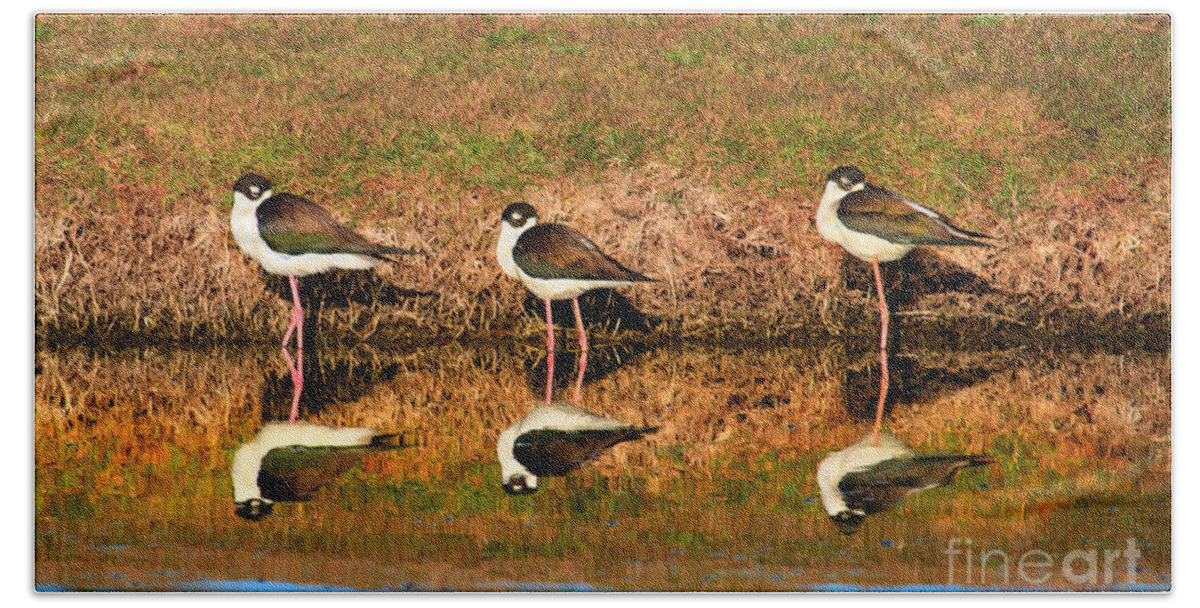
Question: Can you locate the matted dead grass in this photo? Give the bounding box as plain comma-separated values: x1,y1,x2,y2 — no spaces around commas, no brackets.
34,159,1170,347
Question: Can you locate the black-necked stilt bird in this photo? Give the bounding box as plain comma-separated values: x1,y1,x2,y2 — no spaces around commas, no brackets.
496,203,655,408
231,173,417,423
817,432,993,535
497,403,658,495
232,421,406,521
816,166,993,444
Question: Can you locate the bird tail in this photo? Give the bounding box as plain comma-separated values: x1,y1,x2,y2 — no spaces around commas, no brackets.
913,454,995,486
953,235,995,248
612,260,658,283
597,426,659,453
941,223,996,248
602,426,660,448
369,432,413,449
373,246,428,263
916,454,995,468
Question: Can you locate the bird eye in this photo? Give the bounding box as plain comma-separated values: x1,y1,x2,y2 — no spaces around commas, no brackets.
512,213,523,222
250,186,260,197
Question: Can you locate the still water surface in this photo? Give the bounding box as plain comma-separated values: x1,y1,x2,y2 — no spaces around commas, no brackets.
34,337,1170,591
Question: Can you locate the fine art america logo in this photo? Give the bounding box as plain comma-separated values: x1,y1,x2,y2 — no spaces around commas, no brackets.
944,537,1143,588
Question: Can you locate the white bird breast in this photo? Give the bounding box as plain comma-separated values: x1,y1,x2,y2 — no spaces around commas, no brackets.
495,220,527,279
815,181,915,263
833,228,915,264
517,274,636,301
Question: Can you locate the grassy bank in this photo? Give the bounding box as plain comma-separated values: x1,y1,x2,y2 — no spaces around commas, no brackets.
34,14,1171,346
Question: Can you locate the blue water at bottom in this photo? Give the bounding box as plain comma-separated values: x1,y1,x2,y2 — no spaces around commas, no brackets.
810,582,1170,592
40,579,1169,593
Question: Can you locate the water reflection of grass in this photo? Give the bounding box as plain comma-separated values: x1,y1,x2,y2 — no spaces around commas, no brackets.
36,344,1169,590
37,455,1166,591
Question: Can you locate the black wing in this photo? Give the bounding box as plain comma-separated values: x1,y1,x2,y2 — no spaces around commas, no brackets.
513,224,654,282
838,455,992,515
838,186,993,247
256,438,408,502
513,427,658,477
258,193,415,258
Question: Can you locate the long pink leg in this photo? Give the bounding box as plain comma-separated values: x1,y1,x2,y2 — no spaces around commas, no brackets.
544,297,555,407
281,279,299,351
871,257,889,445
571,297,589,407
280,274,305,424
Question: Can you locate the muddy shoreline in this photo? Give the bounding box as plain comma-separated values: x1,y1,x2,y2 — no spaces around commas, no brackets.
38,305,1168,355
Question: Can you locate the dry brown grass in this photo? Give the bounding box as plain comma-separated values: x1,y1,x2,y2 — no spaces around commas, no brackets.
35,159,1170,348
34,14,1170,347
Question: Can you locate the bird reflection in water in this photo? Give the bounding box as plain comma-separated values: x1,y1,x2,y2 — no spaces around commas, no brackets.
232,421,407,521
497,403,658,495
817,432,993,535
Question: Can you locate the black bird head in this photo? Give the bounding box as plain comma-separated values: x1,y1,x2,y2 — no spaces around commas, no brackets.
502,474,538,496
500,202,539,230
830,511,866,536
235,498,275,521
825,166,866,191
233,173,273,201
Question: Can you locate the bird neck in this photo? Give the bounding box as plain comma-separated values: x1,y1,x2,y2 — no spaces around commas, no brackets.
231,190,271,237
496,424,533,484
231,441,270,503
232,190,270,214
815,181,850,241
496,220,534,279
816,452,850,515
